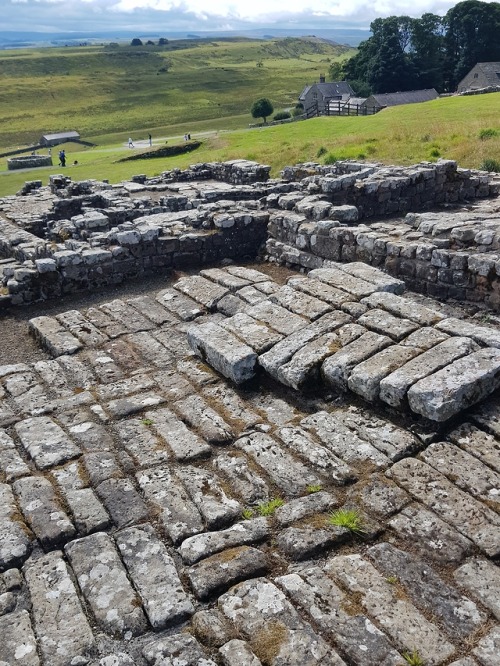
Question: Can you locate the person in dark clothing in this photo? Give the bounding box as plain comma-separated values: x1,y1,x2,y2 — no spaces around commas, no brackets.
148,133,152,146
59,150,66,167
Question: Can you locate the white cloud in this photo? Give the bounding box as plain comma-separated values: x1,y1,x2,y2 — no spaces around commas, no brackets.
3,0,498,35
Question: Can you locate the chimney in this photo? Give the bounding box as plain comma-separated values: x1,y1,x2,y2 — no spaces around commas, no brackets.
319,74,325,83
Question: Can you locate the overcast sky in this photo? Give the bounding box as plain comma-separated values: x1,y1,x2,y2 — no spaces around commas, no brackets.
4,0,489,34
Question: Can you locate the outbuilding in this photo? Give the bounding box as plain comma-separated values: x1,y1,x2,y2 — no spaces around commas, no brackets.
39,131,80,147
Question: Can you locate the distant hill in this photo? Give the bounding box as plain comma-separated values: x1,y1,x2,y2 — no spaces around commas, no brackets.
0,28,369,49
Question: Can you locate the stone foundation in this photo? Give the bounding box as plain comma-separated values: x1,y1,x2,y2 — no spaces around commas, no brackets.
7,155,53,170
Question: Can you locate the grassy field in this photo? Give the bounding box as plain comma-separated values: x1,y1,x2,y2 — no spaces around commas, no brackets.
0,37,498,198
0,36,353,149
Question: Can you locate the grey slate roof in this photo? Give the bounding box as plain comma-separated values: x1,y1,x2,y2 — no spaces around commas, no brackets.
474,62,500,85
299,81,354,100
368,89,439,107
41,131,80,141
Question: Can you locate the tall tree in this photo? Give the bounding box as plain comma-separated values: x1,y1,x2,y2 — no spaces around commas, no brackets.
444,0,500,89
409,13,446,91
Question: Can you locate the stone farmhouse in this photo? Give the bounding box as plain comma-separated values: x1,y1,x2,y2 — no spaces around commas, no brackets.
457,62,500,92
299,76,354,115
360,89,439,111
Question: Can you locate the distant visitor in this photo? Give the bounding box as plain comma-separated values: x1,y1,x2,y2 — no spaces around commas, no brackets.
58,149,66,167
149,133,152,147
128,137,134,148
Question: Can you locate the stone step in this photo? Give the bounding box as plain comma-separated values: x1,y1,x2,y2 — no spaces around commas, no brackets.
188,321,257,384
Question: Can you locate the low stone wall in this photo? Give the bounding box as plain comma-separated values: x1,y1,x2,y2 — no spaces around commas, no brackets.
7,155,53,170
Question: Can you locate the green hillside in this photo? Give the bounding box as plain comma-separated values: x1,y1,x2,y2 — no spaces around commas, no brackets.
0,37,354,149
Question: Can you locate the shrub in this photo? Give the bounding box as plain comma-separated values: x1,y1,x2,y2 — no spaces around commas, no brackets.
292,106,304,117
429,147,441,158
479,128,498,140
316,146,327,157
273,111,291,121
481,158,500,172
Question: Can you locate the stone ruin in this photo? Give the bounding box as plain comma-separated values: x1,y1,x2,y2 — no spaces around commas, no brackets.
0,158,500,665
7,155,53,171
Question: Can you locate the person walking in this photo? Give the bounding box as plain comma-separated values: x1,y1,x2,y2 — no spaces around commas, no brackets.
148,133,152,147
58,149,66,167
128,137,134,148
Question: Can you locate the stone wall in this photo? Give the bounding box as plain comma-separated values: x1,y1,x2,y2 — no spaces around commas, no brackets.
7,155,53,170
1,158,500,308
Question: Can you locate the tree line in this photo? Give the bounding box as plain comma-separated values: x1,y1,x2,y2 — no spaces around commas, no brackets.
330,0,500,95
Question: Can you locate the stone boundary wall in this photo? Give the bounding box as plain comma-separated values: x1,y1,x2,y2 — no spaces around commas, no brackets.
7,155,53,170
460,86,500,96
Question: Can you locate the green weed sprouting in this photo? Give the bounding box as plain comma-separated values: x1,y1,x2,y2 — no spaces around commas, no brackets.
306,484,323,494
241,508,254,520
257,498,284,516
402,649,425,666
479,128,498,140
481,158,500,173
141,418,154,426
328,508,365,534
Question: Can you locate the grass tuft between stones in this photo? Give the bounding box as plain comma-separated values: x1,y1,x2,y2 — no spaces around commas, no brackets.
257,497,285,517
402,649,425,666
328,508,365,534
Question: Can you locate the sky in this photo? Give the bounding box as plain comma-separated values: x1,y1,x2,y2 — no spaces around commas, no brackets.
3,0,492,34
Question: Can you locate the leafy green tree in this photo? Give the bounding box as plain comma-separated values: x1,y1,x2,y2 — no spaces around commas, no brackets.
130,38,143,46
328,61,345,81
444,0,500,89
251,98,274,123
409,13,446,91
158,38,169,45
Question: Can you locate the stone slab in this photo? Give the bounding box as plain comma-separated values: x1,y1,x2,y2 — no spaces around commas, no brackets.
379,336,478,409
136,466,203,544
28,316,83,357
388,458,500,557
188,321,257,384
407,348,500,421
0,483,33,570
65,531,148,637
115,524,194,629
447,423,500,474
309,267,377,298
0,610,39,666
14,416,80,470
24,551,94,665
436,317,500,348
221,313,283,353
361,292,444,326
269,285,332,320
245,300,308,336
146,407,211,461
174,393,234,443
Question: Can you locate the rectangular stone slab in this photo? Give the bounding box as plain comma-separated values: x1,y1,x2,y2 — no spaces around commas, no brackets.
309,267,377,298
115,524,194,629
187,322,257,384
65,531,148,637
277,567,405,666
360,291,444,326
245,301,308,336
332,261,405,294
325,554,455,665
379,336,478,409
287,276,352,307
0,610,39,666
136,465,204,544
23,551,95,665
100,299,155,332
218,578,346,666
146,407,211,460
200,267,252,291
388,458,500,556
156,288,205,321
56,309,108,347
29,316,82,357
322,332,392,390
447,423,500,474
235,432,321,497
436,317,500,349
221,312,283,353
348,344,422,402
357,309,419,341
0,482,33,570
174,275,229,309
407,348,500,421
269,285,332,320
454,558,500,621
258,311,352,380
